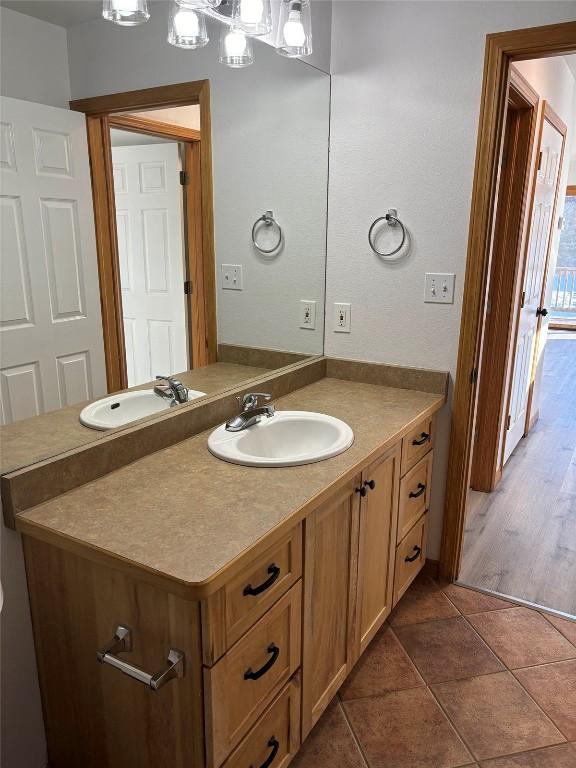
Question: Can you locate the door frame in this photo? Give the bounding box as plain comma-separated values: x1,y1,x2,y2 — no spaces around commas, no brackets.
70,80,217,392
469,66,539,493
439,21,576,581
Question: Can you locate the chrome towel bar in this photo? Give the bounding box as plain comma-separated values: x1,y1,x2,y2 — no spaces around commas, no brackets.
97,625,184,691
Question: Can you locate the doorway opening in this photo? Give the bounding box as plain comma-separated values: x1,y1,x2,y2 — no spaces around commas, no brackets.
439,22,576,619
71,81,216,393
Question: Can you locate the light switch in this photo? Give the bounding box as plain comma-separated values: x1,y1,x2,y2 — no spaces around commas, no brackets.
425,273,455,304
221,264,243,290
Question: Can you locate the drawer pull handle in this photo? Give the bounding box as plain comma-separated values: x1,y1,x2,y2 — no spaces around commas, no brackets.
412,432,430,446
252,737,280,768
355,485,367,497
243,564,281,596
405,545,422,563
364,479,376,491
97,625,184,691
244,643,280,681
409,483,426,499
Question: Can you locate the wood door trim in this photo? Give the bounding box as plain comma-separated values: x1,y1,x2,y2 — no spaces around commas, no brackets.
71,80,216,389
469,66,539,492
439,20,576,582
567,185,576,196
109,113,201,142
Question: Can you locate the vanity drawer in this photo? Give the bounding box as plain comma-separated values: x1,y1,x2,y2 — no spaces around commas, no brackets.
397,451,433,543
222,675,301,768
401,416,435,475
393,514,427,605
205,582,302,768
202,526,302,665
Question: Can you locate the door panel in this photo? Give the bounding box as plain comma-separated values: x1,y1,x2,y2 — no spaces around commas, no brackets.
0,96,106,423
504,110,564,464
112,143,188,387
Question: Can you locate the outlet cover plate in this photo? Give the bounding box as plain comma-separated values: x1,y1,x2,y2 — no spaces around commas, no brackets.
300,300,317,330
424,273,455,304
334,302,351,333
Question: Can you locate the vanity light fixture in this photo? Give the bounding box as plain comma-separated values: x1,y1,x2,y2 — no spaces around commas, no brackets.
168,2,209,48
176,0,222,9
102,0,150,25
219,24,254,67
276,0,312,57
234,0,272,37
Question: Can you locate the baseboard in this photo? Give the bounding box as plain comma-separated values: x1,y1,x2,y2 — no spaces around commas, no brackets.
422,558,439,579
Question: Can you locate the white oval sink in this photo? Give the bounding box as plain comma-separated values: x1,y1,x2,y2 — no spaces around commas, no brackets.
207,411,354,467
80,388,207,431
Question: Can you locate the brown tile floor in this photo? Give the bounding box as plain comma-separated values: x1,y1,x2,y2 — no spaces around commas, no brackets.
292,576,576,768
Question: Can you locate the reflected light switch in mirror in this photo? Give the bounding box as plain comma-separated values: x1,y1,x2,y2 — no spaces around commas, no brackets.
221,264,243,290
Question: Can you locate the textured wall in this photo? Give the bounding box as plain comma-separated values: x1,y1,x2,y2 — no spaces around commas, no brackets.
327,1,576,557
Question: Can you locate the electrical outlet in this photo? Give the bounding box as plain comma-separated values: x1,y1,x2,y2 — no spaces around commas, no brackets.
300,300,316,330
424,273,455,304
334,302,351,333
221,264,243,291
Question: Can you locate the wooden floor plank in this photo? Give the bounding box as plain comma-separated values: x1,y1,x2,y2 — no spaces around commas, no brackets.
461,338,576,616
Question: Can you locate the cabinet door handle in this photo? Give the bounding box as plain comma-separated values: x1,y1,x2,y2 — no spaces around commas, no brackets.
243,564,281,596
412,432,431,446
97,625,184,691
405,545,422,563
244,643,280,681
252,737,280,768
364,479,376,490
409,483,426,499
355,485,367,497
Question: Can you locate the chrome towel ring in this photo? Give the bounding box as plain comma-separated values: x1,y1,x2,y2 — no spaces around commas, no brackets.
252,210,282,254
368,208,407,257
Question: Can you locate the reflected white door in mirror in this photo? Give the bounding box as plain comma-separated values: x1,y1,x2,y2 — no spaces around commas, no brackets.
0,96,107,425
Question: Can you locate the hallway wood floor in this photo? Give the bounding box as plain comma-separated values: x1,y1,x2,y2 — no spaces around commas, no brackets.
461,338,576,616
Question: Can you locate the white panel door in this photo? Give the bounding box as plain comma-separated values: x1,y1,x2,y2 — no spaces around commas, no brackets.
503,114,564,464
0,96,106,425
112,143,188,387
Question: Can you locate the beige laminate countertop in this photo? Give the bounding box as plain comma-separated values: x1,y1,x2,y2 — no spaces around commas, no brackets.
0,362,270,476
17,378,444,594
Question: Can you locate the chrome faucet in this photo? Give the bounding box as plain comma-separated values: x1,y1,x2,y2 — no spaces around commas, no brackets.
153,375,189,406
225,392,275,432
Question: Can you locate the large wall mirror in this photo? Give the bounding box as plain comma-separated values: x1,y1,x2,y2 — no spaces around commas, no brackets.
0,7,330,474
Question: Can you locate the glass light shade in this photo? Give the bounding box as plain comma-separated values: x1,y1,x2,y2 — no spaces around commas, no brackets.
167,3,209,48
233,0,272,37
219,25,253,67
276,0,312,57
102,0,149,26
175,0,221,9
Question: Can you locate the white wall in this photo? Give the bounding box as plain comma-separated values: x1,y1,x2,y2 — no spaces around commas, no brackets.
67,14,330,355
327,1,576,558
0,6,71,108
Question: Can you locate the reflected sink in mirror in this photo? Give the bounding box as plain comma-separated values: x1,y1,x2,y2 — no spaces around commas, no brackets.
208,411,354,467
79,389,207,431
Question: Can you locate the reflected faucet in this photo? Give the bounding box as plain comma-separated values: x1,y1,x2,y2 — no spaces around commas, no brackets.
225,393,275,432
154,375,189,406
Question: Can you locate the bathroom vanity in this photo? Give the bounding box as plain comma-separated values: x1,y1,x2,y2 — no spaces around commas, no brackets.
10,361,445,768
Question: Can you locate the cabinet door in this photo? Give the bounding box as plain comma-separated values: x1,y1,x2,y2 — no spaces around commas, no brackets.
301,478,361,738
354,445,400,657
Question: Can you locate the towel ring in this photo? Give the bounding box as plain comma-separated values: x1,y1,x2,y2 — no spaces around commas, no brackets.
368,209,407,257
252,210,282,254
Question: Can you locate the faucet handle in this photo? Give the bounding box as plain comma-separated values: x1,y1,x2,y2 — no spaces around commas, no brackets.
240,392,272,411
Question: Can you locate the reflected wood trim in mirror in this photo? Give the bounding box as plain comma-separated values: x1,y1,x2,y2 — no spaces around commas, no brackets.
108,114,201,142
71,80,217,392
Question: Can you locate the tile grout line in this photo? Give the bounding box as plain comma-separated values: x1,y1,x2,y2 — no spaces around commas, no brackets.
336,698,371,768
540,611,576,649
